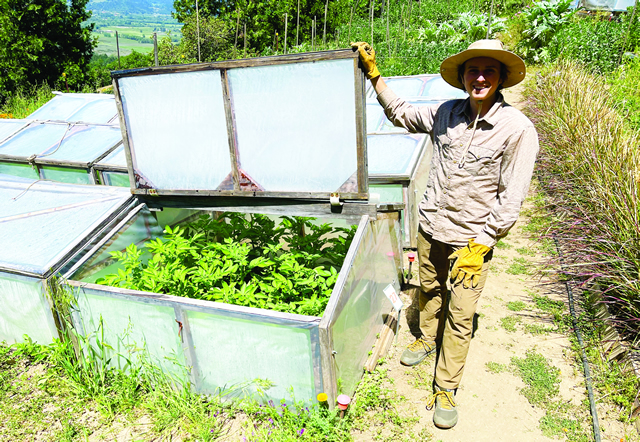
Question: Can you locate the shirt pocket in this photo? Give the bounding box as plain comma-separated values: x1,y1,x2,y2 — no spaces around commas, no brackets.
464,144,496,173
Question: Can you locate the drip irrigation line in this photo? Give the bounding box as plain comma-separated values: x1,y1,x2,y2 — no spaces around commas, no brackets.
553,234,602,442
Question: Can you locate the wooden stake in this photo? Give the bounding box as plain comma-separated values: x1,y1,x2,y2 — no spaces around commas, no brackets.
296,0,300,46
323,0,329,46
234,9,240,57
196,0,201,62
153,32,158,66
284,13,288,54
244,23,247,56
386,0,390,57
116,31,121,68
370,0,374,47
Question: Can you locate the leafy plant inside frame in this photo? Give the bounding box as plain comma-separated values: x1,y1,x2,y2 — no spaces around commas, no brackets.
96,213,357,317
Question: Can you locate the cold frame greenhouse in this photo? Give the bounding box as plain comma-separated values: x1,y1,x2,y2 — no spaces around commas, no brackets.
0,50,409,407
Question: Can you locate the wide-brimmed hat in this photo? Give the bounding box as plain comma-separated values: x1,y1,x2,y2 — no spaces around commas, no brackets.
440,39,526,90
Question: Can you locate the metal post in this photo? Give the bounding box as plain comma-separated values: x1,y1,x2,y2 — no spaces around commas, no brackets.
196,0,201,62
153,32,158,66
284,13,288,54
116,31,121,69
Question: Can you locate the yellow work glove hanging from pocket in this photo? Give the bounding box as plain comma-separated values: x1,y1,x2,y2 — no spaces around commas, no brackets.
448,239,492,289
351,41,381,79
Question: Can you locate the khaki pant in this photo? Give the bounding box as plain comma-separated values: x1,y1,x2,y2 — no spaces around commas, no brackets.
417,229,492,390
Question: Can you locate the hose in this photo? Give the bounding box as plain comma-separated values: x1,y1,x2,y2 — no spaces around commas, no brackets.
553,235,602,442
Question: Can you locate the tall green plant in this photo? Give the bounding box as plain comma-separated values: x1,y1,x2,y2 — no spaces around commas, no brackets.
516,0,574,62
97,214,356,317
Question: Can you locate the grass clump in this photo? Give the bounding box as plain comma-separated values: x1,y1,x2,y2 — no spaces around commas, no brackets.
485,361,508,374
524,60,640,344
506,257,532,275
511,349,560,406
0,84,55,119
500,316,522,332
507,300,527,311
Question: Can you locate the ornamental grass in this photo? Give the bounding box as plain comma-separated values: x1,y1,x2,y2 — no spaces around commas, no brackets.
524,60,640,344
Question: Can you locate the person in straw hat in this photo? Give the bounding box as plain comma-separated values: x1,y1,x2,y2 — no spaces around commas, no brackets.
352,39,539,429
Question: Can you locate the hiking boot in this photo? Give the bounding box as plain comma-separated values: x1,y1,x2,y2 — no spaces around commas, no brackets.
399,337,436,366
426,385,458,429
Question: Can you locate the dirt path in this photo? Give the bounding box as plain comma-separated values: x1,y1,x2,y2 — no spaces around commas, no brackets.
351,85,639,442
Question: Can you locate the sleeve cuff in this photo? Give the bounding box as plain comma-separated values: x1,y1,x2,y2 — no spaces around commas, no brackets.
474,232,496,249
377,87,399,108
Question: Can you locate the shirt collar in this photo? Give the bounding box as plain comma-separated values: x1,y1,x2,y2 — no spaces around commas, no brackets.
453,92,505,127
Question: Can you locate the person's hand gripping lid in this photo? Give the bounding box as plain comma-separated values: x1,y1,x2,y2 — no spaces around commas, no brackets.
351,41,381,79
448,239,492,289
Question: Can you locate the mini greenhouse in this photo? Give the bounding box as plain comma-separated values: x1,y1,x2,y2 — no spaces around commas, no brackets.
366,74,466,247
0,174,134,344
56,50,403,407
0,93,121,184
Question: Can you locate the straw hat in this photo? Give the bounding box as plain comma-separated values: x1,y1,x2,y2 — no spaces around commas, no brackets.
440,40,526,90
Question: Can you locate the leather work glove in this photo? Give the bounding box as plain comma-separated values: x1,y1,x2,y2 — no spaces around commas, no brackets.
448,239,492,289
351,41,381,79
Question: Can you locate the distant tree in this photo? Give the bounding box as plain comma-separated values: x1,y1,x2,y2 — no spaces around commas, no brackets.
0,0,95,100
173,0,232,23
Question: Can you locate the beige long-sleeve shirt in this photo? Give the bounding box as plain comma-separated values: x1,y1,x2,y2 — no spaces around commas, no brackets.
377,88,539,248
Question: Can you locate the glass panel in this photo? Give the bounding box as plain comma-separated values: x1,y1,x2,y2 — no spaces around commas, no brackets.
367,134,425,176
42,126,122,162
188,309,317,402
0,180,131,275
0,161,40,180
73,287,186,376
422,76,468,99
68,99,118,124
68,207,196,282
369,184,403,203
118,71,231,190
102,171,130,187
366,103,385,133
229,59,358,192
40,166,92,184
384,78,426,98
0,273,58,344
329,217,399,396
0,123,67,157
27,95,89,120
98,145,127,167
0,120,29,143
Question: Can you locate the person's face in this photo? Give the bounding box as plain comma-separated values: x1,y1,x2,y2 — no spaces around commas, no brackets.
462,57,503,103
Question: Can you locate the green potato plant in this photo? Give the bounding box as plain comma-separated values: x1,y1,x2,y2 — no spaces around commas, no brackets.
96,213,357,317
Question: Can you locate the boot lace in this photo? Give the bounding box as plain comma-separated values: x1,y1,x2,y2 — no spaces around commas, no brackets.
426,390,456,411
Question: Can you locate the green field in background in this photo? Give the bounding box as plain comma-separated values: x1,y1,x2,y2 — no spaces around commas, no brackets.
92,25,181,56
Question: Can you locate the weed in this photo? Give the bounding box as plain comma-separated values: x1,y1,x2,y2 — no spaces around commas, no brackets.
510,350,561,406
407,363,433,391
506,257,532,275
523,323,554,335
516,246,536,256
539,412,588,441
500,316,522,332
507,300,527,311
485,361,508,374
495,240,513,249
532,294,564,313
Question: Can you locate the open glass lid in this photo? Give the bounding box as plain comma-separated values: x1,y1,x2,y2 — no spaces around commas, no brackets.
112,50,368,201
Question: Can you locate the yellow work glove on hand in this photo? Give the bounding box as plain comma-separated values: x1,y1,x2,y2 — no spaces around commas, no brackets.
448,239,492,289
351,41,381,79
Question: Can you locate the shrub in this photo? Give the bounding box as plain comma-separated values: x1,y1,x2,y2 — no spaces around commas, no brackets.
515,0,575,62
609,56,640,130
548,16,625,73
